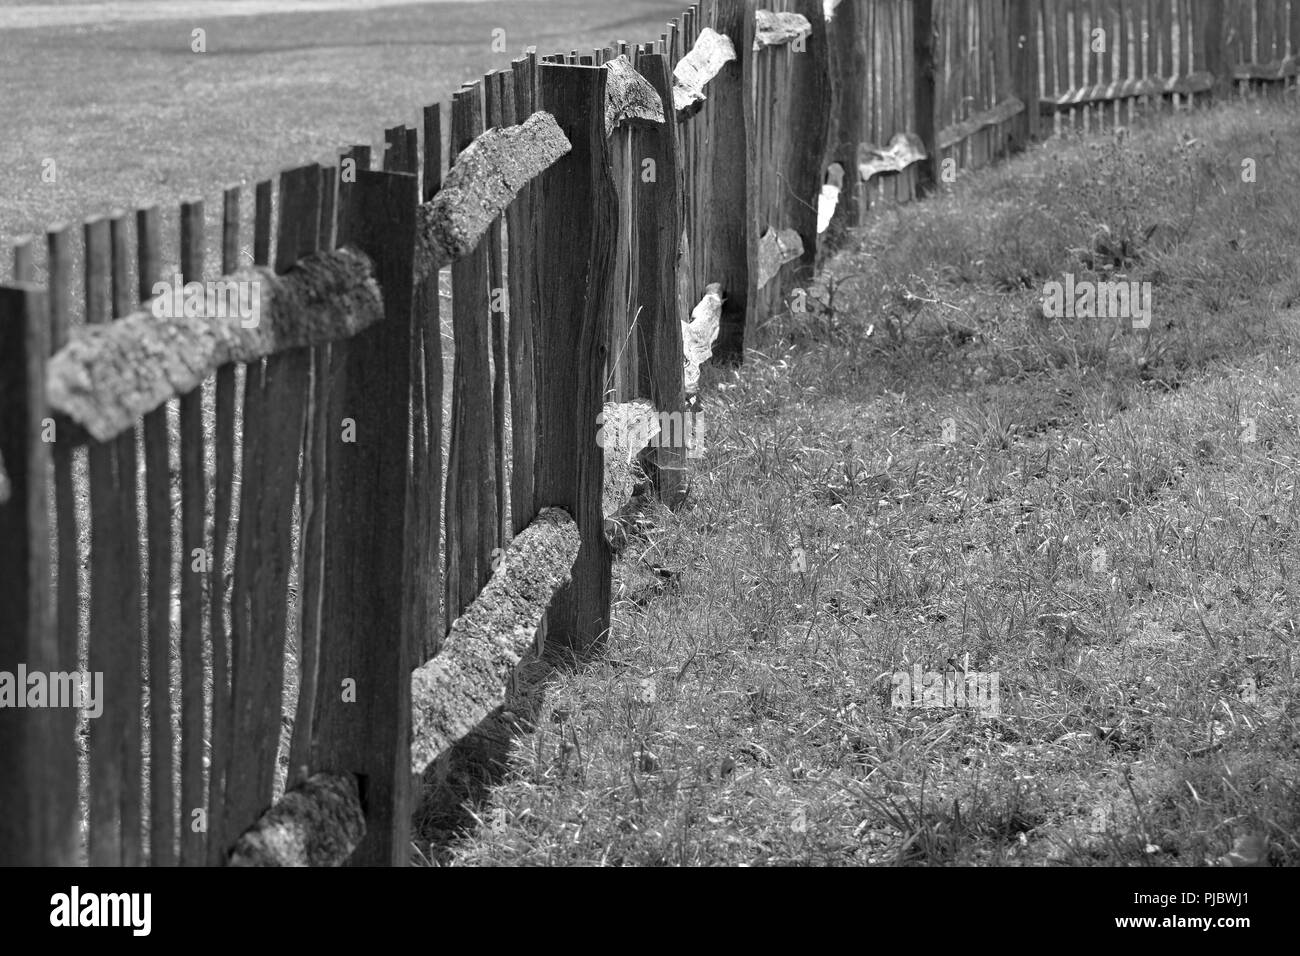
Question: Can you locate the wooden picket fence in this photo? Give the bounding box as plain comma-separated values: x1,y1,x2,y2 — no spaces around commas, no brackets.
0,0,1292,867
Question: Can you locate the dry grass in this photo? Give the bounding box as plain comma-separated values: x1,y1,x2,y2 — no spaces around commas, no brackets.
427,94,1300,866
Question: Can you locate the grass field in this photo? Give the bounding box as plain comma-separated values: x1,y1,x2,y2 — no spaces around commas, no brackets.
425,97,1300,866
0,0,680,286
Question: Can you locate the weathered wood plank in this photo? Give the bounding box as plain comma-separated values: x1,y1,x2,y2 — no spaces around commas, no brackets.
414,105,444,663
311,168,416,867
445,82,499,640
137,205,175,867
109,211,144,869
508,55,540,540
85,215,128,868
1037,69,1215,110
205,187,239,862
534,62,619,650
785,0,828,275
486,75,510,553
632,52,688,507
227,169,318,858
937,96,1026,149
411,508,579,772
177,200,207,868
0,284,74,866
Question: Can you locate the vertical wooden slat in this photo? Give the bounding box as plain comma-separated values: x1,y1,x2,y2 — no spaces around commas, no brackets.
226,169,315,856
710,0,755,364
1204,0,1230,96
46,224,80,867
1058,0,1074,128
84,216,127,868
445,82,499,636
204,187,239,863
534,61,619,651
486,72,510,549
312,168,416,865
0,283,71,865
634,52,688,507
177,201,206,867
137,206,173,867
1117,0,1132,123
109,211,143,868
413,104,444,661
915,0,938,191
1012,0,1041,146
509,57,539,540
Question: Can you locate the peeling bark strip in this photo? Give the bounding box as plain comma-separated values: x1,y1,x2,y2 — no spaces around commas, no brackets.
410,508,580,774
672,27,737,117
45,249,381,443
226,773,364,867
936,98,1025,152
857,132,929,183
603,55,665,136
415,110,571,271
753,10,810,49
755,228,804,289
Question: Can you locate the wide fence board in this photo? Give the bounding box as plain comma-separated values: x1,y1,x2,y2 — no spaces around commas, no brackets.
445,82,499,640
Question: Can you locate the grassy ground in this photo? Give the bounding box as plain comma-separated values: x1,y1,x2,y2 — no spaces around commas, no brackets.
0,0,680,297
424,95,1300,866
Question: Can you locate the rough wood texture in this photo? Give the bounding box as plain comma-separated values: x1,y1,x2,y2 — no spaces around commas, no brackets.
604,54,666,135
226,773,364,867
534,62,619,651
45,225,81,867
785,0,828,276
0,284,74,866
672,26,737,116
85,216,129,868
1009,0,1039,147
755,227,804,289
109,211,144,869
939,97,1026,150
137,206,175,867
445,82,499,640
912,0,938,193
226,169,318,861
706,0,754,365
46,248,382,443
414,104,445,663
416,110,571,274
177,200,207,868
206,188,239,862
411,508,579,772
311,168,416,867
753,10,810,49
632,52,688,507
508,55,540,539
485,77,510,553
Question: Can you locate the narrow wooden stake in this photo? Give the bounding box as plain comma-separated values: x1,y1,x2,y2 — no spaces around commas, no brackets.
0,284,75,866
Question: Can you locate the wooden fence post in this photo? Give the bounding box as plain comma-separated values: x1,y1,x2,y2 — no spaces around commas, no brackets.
444,83,499,638
0,285,77,866
707,0,755,366
1202,0,1230,98
633,51,688,507
913,0,939,194
822,0,868,253
1009,0,1040,149
786,0,830,281
311,168,417,866
533,62,620,652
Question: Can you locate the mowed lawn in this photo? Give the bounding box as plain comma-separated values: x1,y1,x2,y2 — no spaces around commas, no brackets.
0,0,681,287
